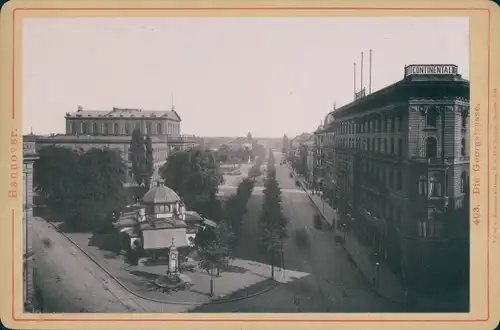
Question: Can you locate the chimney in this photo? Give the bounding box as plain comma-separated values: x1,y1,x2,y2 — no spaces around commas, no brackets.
77,106,83,112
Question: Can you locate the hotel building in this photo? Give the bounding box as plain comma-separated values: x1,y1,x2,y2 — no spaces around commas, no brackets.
314,64,470,292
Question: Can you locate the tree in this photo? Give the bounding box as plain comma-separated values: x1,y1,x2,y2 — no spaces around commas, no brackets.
194,220,234,296
160,148,223,218
144,135,154,188
282,135,289,154
71,148,128,232
260,225,283,279
34,146,128,232
130,129,146,187
216,144,231,163
33,146,80,218
258,159,289,279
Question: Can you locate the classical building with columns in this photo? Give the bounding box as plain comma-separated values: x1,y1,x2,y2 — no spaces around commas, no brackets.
35,106,196,183
23,136,38,311
317,64,470,293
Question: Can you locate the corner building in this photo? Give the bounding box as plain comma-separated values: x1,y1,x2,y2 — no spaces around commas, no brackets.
328,64,469,292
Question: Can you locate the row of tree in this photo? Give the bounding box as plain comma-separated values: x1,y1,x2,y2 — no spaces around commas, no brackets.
130,129,154,192
247,157,263,178
259,150,289,279
34,146,129,232
194,174,256,296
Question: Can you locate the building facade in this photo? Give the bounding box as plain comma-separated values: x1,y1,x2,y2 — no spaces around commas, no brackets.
65,106,196,152
323,64,470,292
23,136,38,311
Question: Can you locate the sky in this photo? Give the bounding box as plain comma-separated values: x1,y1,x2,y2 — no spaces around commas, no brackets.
22,16,469,138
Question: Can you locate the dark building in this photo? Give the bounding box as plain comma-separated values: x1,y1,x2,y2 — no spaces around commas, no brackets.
316,64,470,293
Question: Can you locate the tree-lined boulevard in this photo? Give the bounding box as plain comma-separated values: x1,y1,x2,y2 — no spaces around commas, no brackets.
31,139,401,312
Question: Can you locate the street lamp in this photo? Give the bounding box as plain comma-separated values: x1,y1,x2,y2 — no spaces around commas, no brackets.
374,252,380,288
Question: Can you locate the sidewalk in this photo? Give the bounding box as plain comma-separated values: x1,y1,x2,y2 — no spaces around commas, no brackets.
289,172,469,311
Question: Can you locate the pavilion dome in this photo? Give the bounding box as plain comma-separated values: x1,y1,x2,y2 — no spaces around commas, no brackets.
142,179,181,205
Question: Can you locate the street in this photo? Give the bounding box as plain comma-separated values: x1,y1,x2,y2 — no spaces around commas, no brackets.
191,156,404,312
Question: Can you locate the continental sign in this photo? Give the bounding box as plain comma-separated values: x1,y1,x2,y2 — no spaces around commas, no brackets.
405,64,458,77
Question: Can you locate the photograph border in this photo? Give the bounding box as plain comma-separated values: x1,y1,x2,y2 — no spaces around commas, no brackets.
1,0,498,329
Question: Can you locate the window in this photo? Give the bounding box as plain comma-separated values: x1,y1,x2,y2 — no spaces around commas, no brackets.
418,175,427,195
146,122,152,135
114,123,119,135
462,113,467,129
384,138,388,153
71,122,77,134
426,108,438,127
135,122,141,130
397,168,402,190
460,172,468,193
157,123,163,134
429,174,442,197
104,123,110,134
125,123,130,135
396,116,401,132
372,138,375,151
390,138,395,154
388,167,393,188
425,137,438,159
461,138,466,156
367,138,371,151
378,138,381,152
81,122,87,134
92,123,97,134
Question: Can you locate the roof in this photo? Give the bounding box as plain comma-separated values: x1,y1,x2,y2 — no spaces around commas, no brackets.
140,218,187,230
35,134,166,144
65,106,181,121
142,182,181,204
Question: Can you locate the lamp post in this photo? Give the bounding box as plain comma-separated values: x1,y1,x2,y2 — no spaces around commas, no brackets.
374,252,380,288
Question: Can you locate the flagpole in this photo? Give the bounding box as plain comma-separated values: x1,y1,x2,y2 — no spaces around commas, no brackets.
369,49,372,94
353,62,356,98
361,52,364,93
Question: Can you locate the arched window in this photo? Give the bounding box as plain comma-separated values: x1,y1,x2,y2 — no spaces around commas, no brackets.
460,172,468,193
426,108,438,128
461,138,466,156
425,137,438,159
418,175,428,196
114,123,119,135
71,122,77,134
157,123,163,134
81,122,87,134
92,123,97,134
384,138,388,153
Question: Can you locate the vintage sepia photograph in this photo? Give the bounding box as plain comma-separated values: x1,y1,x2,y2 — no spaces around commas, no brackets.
17,14,474,315
1,2,497,328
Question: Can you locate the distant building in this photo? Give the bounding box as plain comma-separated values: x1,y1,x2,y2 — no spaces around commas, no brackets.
64,106,196,153
316,64,469,293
